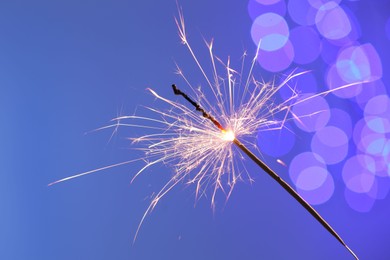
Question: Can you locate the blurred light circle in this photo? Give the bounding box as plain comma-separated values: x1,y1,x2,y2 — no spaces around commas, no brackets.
315,2,351,40
336,44,383,83
353,118,368,148
342,154,376,193
311,126,348,164
296,166,328,190
289,26,322,64
352,119,386,159
365,118,390,134
289,152,326,183
296,172,334,205
257,40,294,72
361,134,387,156
361,141,390,178
292,93,330,132
256,0,282,5
307,0,341,8
364,95,390,134
326,63,362,98
278,70,317,100
257,122,296,157
287,0,317,26
248,0,287,20
352,123,390,177
384,139,390,161
357,94,390,178
354,80,387,110
371,156,390,178
364,94,390,117
327,108,353,138
289,152,333,205
251,12,289,51
344,188,376,212
319,6,361,46
374,140,390,177
357,136,389,172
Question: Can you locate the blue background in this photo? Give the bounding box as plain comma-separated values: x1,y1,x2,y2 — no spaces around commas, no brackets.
1,1,389,259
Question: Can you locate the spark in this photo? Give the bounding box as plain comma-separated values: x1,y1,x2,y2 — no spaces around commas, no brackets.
48,6,363,259
276,159,287,167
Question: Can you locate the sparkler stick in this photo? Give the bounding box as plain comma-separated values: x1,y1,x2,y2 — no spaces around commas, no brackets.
171,84,359,260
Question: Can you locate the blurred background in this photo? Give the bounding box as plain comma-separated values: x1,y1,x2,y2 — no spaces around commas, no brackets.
1,0,389,259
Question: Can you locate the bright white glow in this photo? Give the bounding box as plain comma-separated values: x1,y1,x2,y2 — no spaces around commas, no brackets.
221,130,235,141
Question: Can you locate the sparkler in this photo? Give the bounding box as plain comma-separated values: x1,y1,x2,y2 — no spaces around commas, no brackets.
49,6,363,259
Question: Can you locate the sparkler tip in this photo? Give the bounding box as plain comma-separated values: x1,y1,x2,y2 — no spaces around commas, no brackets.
172,84,180,95
345,245,359,260
221,129,235,142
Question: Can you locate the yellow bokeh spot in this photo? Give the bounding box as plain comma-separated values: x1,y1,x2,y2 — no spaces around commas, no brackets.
221,130,235,141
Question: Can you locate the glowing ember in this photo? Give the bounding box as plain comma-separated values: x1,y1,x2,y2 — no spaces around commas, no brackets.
221,130,235,141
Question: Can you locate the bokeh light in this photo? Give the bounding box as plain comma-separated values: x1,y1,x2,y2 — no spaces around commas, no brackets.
251,12,289,51
364,95,390,134
344,188,376,213
289,152,334,205
289,152,326,183
360,133,386,157
307,0,341,9
360,94,390,179
327,108,353,138
247,0,389,214
315,2,351,40
354,80,387,110
257,39,294,72
326,44,382,99
248,0,287,20
296,170,334,205
322,6,361,47
326,62,363,98
287,0,318,26
342,154,376,193
311,126,348,164
353,119,372,153
353,119,384,157
336,44,382,83
256,0,282,5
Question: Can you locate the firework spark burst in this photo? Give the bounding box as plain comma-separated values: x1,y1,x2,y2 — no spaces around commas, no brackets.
49,7,362,259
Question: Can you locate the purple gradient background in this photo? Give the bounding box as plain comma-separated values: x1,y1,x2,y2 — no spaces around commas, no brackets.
2,1,389,260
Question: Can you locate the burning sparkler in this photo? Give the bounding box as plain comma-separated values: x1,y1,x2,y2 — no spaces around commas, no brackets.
49,6,362,259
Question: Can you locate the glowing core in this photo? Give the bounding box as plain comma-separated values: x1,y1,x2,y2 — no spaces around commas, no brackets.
221,130,235,141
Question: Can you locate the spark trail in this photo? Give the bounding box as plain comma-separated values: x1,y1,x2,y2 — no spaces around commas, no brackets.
172,84,359,260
